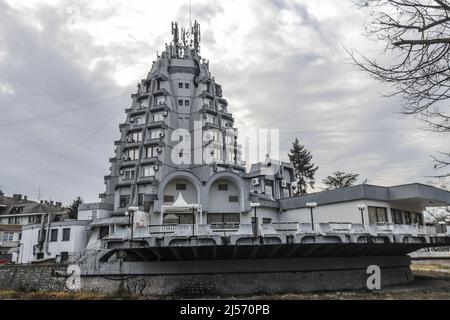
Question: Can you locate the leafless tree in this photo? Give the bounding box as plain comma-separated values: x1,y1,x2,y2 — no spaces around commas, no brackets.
424,177,450,222
350,0,450,176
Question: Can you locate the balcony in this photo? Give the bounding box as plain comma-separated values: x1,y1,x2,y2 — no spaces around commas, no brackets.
219,110,234,121
203,122,221,131
147,121,166,130
130,109,147,118
136,92,150,101
150,103,169,113
152,88,170,97
200,105,218,115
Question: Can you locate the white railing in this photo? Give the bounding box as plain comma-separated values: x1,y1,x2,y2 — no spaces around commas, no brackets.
97,222,447,241
329,222,352,233
149,224,177,235
272,222,299,234
210,222,240,231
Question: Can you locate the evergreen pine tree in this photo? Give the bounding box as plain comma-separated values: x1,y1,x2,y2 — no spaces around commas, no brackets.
288,138,318,195
69,196,84,219
322,171,359,190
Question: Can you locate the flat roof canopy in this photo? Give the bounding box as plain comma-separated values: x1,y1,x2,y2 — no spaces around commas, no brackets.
280,183,450,210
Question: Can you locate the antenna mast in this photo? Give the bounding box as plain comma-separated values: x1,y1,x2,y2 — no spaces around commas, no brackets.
189,0,192,29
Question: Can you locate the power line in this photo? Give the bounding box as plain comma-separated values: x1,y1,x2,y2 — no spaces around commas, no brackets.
0,91,131,131
21,108,124,183
277,127,422,135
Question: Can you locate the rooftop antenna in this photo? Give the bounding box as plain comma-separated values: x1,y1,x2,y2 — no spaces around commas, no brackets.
189,0,192,29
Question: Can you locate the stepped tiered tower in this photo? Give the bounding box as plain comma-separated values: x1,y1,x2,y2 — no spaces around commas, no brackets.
102,22,252,218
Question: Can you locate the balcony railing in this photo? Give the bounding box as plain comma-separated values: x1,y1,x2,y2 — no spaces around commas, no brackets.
94,222,449,243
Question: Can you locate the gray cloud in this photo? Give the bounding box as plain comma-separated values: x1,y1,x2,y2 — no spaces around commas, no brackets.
0,0,447,204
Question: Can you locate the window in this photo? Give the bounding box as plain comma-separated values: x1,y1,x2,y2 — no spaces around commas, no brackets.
50,229,58,242
403,211,412,224
62,228,71,241
282,184,291,198
164,195,174,203
265,180,274,197
225,135,234,145
227,151,235,163
142,166,155,177
36,253,44,260
129,131,142,142
14,217,20,224
184,100,189,106
163,213,195,225
204,99,213,109
8,217,13,224
263,218,272,224
176,184,187,191
391,209,404,225
156,96,166,105
28,216,36,224
415,213,423,225
153,113,164,122
2,232,14,242
150,130,163,139
368,207,388,224
229,196,239,203
207,213,240,224
99,226,109,240
124,168,135,180
133,116,144,125
138,193,144,206
178,99,183,106
120,195,131,208
185,83,190,89
146,146,159,158
204,114,216,124
179,82,183,89
218,184,228,191
92,210,97,220
211,148,222,160
127,148,139,161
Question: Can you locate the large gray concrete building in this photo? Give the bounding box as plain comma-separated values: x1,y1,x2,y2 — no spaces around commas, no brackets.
17,21,450,294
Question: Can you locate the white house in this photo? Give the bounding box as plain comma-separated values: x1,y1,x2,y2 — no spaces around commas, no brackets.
19,220,90,264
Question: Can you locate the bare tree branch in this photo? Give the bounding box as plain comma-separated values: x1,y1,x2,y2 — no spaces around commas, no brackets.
352,0,450,178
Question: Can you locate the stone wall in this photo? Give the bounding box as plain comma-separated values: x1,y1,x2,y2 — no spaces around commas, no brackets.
0,265,67,292
0,263,413,297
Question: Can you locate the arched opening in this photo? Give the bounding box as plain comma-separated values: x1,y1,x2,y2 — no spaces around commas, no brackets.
206,178,241,228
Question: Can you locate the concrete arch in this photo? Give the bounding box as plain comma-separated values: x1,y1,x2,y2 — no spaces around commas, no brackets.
204,171,250,213
157,170,203,205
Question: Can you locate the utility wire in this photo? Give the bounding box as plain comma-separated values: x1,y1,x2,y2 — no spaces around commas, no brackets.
0,91,131,131
22,108,124,183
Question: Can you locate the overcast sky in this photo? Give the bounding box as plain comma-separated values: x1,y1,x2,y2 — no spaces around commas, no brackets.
0,0,448,205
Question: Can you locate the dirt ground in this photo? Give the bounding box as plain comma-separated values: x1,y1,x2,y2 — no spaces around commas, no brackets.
1,259,449,300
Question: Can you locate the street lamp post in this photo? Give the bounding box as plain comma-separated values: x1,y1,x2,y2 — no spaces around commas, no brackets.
127,207,138,248
358,204,366,226
192,207,195,237
306,202,318,231
250,202,261,238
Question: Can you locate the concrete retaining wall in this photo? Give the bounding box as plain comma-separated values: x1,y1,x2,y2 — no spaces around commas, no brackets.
0,259,413,297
